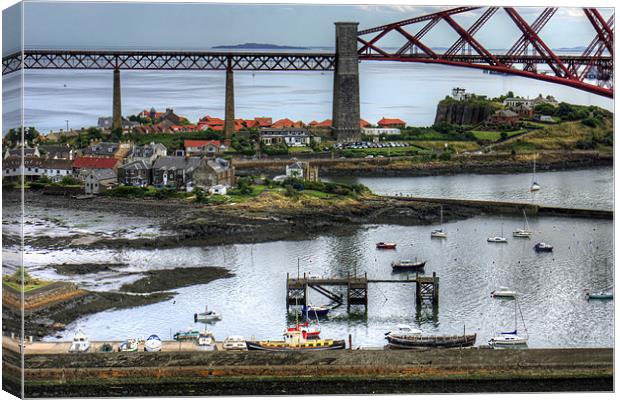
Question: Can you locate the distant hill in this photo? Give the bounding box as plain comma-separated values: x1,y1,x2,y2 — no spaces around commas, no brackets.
212,43,308,50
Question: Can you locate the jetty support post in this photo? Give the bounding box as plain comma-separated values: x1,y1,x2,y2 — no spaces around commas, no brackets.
224,57,235,138
112,67,122,130
432,271,439,306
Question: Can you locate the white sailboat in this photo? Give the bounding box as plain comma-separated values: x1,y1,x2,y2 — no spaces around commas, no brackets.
489,299,528,347
431,205,447,238
530,157,541,191
513,210,533,238
488,216,508,243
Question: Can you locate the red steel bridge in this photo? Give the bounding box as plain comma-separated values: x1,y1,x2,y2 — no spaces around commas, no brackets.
1,6,613,141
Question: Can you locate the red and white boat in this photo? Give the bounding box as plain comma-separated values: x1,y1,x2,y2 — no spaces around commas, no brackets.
376,242,397,249
287,321,320,339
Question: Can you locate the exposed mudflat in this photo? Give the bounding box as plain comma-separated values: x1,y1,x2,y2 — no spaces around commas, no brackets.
119,266,233,293
51,263,127,275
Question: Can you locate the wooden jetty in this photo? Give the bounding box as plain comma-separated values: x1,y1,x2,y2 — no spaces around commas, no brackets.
286,272,439,308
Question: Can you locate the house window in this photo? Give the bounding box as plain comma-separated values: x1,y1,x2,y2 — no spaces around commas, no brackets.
27,168,31,171
57,170,60,173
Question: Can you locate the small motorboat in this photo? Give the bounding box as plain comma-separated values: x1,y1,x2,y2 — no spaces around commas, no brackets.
173,329,201,342
222,335,247,351
198,330,216,349
246,328,345,351
491,287,516,298
534,242,553,252
430,229,447,238
487,236,508,243
144,334,162,352
530,182,541,192
384,324,476,349
585,290,613,300
194,305,222,323
376,242,397,249
301,304,330,317
488,330,528,347
68,328,90,353
119,338,138,352
391,259,426,270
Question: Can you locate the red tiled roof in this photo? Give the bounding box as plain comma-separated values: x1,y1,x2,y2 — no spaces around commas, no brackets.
308,120,319,126
245,120,260,129
255,117,273,127
317,119,332,127
184,140,222,148
199,115,225,125
272,118,295,128
360,119,371,128
378,118,406,126
72,156,118,169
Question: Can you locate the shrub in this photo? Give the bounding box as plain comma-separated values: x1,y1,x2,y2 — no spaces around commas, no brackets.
61,175,81,186
438,151,452,161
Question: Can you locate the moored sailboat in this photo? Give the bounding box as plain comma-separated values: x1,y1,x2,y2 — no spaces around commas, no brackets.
489,299,528,348
431,205,447,238
513,210,533,238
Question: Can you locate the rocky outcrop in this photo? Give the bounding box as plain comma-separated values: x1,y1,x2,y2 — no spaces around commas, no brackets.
434,99,498,125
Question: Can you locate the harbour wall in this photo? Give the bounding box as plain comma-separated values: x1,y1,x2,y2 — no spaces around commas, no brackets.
2,346,612,397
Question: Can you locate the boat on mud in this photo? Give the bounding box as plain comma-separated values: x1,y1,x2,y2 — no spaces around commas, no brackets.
173,329,201,342
288,321,321,339
198,330,216,349
68,329,90,353
246,327,345,351
376,242,397,249
119,338,138,352
491,286,517,298
585,290,613,300
144,334,162,352
391,259,426,270
384,324,476,349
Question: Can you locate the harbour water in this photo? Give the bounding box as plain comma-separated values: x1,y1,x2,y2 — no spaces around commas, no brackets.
329,167,614,210
3,61,614,133
2,167,611,349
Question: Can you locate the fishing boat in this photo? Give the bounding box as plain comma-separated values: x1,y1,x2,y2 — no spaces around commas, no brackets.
198,330,216,349
301,304,330,317
246,327,345,351
376,242,397,249
491,286,517,298
431,206,447,238
391,259,426,270
144,334,162,352
68,328,90,353
384,324,476,349
222,335,247,350
513,210,533,238
530,157,541,191
489,299,528,348
585,290,613,300
288,321,321,339
194,305,222,323
534,242,553,252
173,329,201,342
488,216,508,243
119,338,138,352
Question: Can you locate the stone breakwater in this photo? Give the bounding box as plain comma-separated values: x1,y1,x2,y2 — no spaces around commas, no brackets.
2,346,613,397
234,151,612,177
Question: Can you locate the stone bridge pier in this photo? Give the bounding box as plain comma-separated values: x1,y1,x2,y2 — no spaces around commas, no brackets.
332,22,361,143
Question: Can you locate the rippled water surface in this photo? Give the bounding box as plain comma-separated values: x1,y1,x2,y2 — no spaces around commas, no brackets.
329,167,613,210
30,214,612,348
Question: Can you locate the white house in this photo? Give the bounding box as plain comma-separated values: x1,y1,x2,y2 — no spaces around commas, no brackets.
362,127,401,136
503,97,534,108
84,169,117,194
2,157,72,182
260,128,312,147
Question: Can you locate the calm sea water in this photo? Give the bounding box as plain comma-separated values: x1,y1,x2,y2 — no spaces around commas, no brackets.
2,62,613,133
1,168,611,348
329,167,614,210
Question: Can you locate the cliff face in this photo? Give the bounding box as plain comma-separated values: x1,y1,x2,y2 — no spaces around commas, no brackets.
434,100,497,125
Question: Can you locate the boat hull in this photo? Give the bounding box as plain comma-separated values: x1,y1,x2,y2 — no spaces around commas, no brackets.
392,262,426,270
246,340,346,351
587,293,613,300
386,334,476,349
